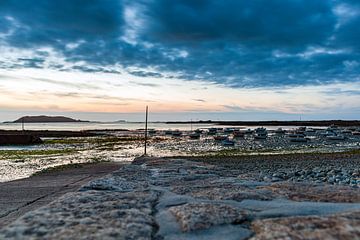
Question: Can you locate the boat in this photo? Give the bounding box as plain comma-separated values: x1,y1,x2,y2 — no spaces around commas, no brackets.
172,130,182,137
341,129,352,134
233,131,245,138
208,128,217,135
165,129,172,135
148,129,156,134
222,139,235,146
189,132,200,139
255,127,267,133
274,128,285,134
224,128,234,134
244,129,253,134
194,129,203,134
298,126,306,132
328,124,339,130
327,135,345,140
254,132,267,139
214,135,228,141
305,128,316,132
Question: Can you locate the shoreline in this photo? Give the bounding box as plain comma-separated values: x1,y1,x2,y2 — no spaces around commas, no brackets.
166,120,360,127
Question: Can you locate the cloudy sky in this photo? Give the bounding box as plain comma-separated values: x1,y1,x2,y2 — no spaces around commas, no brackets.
0,0,359,121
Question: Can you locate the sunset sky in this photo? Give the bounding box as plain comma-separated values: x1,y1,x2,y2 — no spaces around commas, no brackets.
0,0,359,121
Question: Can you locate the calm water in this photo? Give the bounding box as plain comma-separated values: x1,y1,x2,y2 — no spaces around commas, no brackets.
0,121,318,131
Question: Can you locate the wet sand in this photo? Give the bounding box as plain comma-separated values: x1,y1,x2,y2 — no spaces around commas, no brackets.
0,162,124,228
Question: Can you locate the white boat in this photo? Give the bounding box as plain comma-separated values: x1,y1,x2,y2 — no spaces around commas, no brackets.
224,128,234,134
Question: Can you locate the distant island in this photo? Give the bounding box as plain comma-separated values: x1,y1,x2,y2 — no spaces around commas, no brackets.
10,115,89,123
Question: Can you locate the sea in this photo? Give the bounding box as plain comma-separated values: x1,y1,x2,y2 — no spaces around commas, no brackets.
0,122,311,131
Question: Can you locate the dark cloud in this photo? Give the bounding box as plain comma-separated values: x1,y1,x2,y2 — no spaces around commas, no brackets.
0,0,123,47
0,0,359,88
144,0,335,47
129,70,163,78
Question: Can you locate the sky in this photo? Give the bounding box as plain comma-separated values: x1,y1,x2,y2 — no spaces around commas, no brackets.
0,0,359,122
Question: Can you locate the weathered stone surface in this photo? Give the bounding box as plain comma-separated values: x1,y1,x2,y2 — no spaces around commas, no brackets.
80,175,148,192
261,182,360,203
251,211,360,240
0,189,159,239
2,156,360,239
169,202,248,232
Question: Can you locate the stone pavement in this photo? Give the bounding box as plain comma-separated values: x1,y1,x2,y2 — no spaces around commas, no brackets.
0,157,359,239
0,162,123,228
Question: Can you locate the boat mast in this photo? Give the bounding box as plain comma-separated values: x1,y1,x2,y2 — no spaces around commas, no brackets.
144,106,148,155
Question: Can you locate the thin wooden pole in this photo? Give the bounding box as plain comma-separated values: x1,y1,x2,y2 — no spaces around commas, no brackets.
144,106,148,155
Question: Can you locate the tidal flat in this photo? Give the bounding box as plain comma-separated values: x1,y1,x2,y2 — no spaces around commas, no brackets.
1,127,360,183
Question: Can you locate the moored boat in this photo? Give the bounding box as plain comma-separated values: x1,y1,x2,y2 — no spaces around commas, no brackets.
245,129,253,134
274,128,285,134
254,132,267,139
214,135,228,141
208,128,217,135
172,130,182,137
189,132,200,139
233,130,244,138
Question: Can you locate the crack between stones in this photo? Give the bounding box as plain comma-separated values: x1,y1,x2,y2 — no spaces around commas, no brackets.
150,187,164,240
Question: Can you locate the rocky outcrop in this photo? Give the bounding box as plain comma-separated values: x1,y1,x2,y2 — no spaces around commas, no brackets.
0,157,359,239
12,115,87,123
